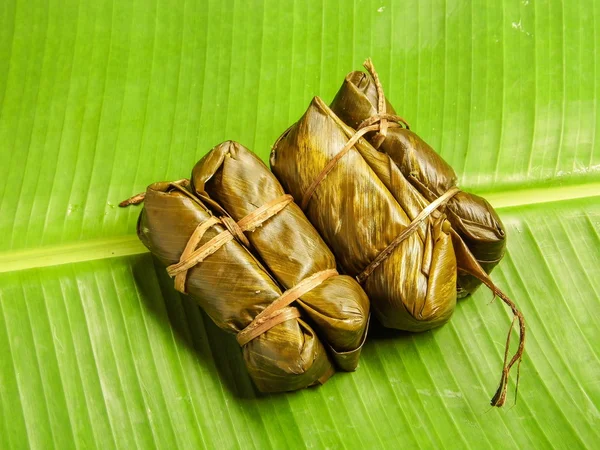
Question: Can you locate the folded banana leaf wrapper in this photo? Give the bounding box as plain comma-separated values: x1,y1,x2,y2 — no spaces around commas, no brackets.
270,96,524,406
131,141,369,393
330,61,506,297
272,96,458,332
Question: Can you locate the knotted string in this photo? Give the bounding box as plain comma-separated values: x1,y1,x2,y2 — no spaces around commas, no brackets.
236,269,338,346
363,58,390,148
166,194,294,277
118,179,190,207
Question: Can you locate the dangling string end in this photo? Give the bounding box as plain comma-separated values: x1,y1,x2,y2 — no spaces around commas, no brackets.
119,179,190,207
514,355,523,406
119,192,146,207
490,315,516,407
453,233,526,407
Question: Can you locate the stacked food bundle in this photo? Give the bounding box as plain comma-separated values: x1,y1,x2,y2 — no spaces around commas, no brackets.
122,59,524,407
329,60,507,298
124,142,369,392
270,60,524,407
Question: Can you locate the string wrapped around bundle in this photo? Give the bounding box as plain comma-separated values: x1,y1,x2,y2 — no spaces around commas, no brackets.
120,142,369,392
270,94,525,406
330,59,507,297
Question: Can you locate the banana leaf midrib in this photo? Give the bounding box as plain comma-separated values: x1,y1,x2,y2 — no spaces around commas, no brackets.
0,185,597,275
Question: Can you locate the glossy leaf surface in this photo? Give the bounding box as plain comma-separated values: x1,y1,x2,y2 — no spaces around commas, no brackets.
0,0,598,448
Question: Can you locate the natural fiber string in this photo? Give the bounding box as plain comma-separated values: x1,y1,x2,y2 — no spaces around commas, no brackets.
356,186,461,284
300,118,410,211
220,216,250,247
461,268,526,407
358,113,410,131
118,179,190,207
175,216,220,293
167,194,294,277
167,226,235,277
301,123,380,210
236,268,338,346
237,194,294,232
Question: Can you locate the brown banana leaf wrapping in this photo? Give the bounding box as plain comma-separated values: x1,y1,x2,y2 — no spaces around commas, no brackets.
190,141,370,370
136,181,334,392
330,71,506,296
271,96,458,332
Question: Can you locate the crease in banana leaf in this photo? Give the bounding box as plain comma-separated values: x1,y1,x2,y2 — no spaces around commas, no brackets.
133,142,370,393
330,62,506,297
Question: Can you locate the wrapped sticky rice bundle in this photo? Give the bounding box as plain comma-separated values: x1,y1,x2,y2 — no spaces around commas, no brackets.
272,97,458,332
271,97,524,406
190,141,370,370
126,180,334,392
330,60,506,297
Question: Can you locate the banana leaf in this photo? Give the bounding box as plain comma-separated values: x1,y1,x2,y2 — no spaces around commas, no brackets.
2,0,598,446
271,97,457,332
136,181,333,392
190,141,370,370
330,64,506,297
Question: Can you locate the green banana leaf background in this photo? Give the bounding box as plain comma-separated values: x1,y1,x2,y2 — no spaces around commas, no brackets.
1,0,599,448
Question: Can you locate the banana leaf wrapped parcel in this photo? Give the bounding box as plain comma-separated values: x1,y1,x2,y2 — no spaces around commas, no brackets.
330,60,506,297
121,141,369,393
272,96,458,333
191,141,370,371
270,96,525,406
